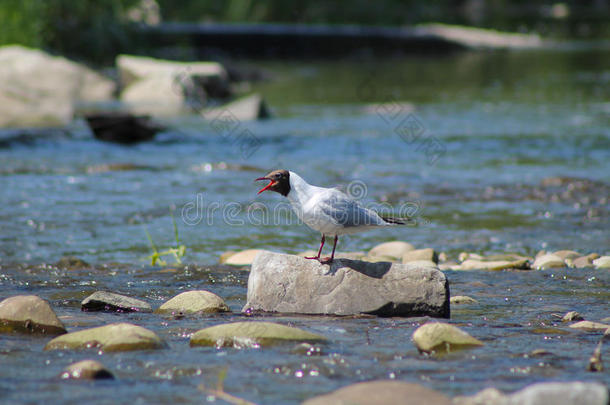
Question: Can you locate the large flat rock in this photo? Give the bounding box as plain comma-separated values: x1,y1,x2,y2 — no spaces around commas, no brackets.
243,251,450,317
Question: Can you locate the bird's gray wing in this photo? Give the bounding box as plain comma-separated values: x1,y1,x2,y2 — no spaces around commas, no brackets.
317,192,385,228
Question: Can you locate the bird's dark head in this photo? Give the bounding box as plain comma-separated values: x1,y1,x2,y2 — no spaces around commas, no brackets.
255,169,290,197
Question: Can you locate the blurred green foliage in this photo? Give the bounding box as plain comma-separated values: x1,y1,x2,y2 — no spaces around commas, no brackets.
0,0,139,64
156,0,610,38
1,0,608,64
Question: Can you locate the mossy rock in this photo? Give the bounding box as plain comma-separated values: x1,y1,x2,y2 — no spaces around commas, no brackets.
156,290,230,315
0,295,66,335
190,321,326,347
412,322,484,353
44,322,166,352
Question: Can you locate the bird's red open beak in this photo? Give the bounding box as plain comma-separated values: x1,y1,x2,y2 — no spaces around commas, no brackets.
255,177,274,194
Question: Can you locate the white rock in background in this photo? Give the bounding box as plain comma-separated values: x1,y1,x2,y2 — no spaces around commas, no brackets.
117,54,229,116
368,241,415,260
592,256,610,269
0,45,115,127
532,253,566,270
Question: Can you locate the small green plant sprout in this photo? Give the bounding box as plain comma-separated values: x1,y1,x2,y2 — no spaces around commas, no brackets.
144,207,187,266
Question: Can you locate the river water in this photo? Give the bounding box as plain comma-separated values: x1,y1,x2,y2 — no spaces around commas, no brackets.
0,49,609,403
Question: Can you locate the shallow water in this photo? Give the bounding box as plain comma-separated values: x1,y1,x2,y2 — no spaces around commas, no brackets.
0,264,608,404
0,49,609,403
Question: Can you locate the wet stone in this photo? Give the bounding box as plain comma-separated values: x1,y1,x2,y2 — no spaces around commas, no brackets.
156,290,230,315
44,322,166,352
190,321,326,348
412,322,484,353
60,360,114,380
0,295,66,335
450,295,479,305
561,311,584,322
569,320,610,332
302,380,452,405
81,291,152,313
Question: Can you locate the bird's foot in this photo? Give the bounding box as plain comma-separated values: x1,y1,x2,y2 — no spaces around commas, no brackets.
304,256,321,260
319,257,334,265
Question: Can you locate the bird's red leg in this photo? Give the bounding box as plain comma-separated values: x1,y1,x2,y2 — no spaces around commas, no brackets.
305,235,325,260
320,235,338,264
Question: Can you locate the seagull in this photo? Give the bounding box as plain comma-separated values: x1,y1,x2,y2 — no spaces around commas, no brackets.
255,170,406,264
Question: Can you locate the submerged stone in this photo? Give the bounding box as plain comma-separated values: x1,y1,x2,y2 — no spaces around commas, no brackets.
56,256,91,270
412,322,484,353
156,290,229,314
44,322,165,352
561,311,584,322
60,360,114,380
450,296,479,305
81,291,152,313
190,321,326,347
569,321,610,332
243,251,450,318
0,295,66,335
303,380,451,405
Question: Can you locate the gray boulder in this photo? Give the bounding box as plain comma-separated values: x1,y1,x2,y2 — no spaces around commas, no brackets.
243,251,450,317
81,291,152,313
